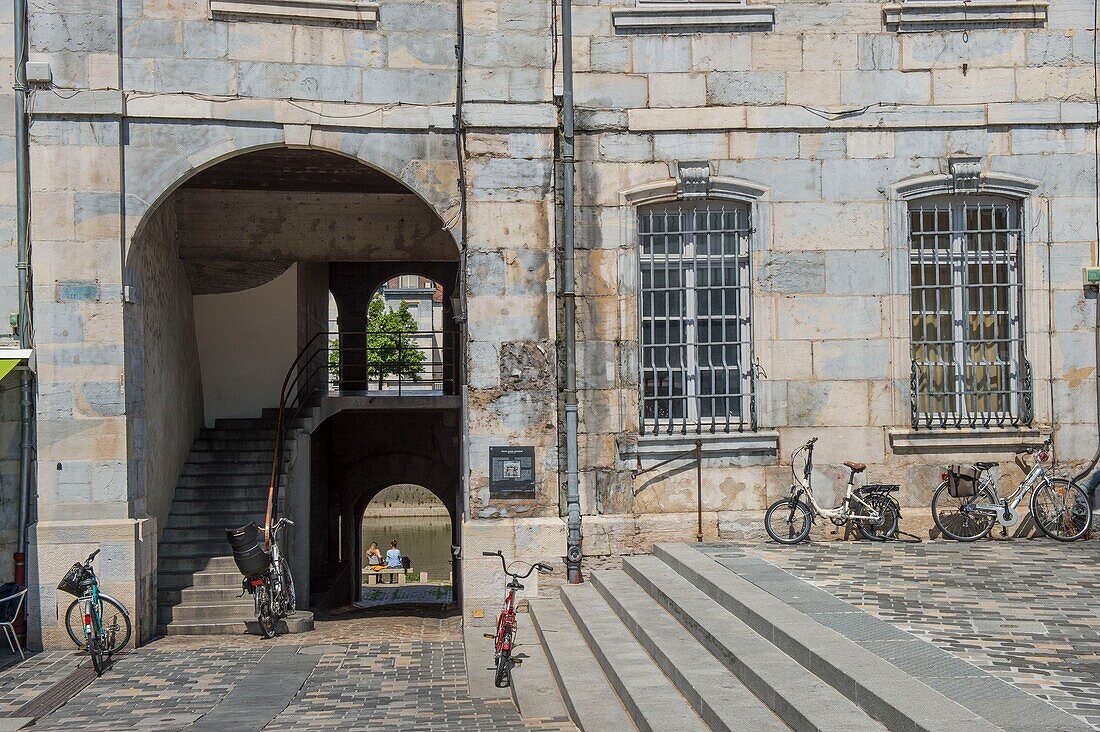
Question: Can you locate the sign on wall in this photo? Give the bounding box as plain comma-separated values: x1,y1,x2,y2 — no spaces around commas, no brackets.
489,446,536,498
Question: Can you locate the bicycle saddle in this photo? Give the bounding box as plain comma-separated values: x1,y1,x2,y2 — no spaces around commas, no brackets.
843,461,867,473
974,461,998,471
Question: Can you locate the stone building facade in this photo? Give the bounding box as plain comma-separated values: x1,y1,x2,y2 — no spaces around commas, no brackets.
0,0,1096,645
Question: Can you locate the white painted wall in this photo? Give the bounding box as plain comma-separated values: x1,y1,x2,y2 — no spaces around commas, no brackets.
194,265,298,426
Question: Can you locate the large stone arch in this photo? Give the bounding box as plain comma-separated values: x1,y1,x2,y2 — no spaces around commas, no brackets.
125,122,461,253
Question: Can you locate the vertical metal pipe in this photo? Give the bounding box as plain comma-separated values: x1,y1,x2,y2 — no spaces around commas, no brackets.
14,0,34,557
695,439,702,542
560,0,581,584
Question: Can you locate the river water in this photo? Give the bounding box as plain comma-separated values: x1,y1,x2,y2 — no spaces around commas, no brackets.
360,515,453,582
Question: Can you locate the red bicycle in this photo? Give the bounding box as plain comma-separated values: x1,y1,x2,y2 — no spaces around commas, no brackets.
482,550,552,688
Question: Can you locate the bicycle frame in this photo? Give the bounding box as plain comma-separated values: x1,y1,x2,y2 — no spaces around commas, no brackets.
495,584,518,656
968,460,1047,516
793,442,881,523
80,571,102,642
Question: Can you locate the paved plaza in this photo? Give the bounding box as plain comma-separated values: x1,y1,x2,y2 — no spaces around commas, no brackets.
0,540,1095,730
0,612,574,731
743,538,1100,729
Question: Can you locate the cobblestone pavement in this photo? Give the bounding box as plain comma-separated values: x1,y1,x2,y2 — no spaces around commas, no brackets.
744,538,1100,729
0,611,575,731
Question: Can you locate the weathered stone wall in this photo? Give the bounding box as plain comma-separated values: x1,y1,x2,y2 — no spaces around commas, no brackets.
125,197,204,529
564,0,1099,557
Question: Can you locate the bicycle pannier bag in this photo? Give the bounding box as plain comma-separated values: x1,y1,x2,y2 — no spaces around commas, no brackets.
57,563,87,597
226,523,271,579
946,464,979,498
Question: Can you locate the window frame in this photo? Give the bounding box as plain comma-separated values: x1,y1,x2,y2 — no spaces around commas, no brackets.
906,192,1033,429
636,198,756,436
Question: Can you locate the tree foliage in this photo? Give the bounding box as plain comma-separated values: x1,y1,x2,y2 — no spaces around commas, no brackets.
329,296,427,387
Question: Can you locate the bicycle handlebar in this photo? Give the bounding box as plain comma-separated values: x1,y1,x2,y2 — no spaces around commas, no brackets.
482,550,553,579
85,549,100,565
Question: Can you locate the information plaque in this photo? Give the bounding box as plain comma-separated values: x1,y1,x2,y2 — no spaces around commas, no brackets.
489,446,536,498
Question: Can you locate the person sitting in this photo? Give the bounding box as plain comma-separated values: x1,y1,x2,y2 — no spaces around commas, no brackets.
366,542,384,568
385,540,402,583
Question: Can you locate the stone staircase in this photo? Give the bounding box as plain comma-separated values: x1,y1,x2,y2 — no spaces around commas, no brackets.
157,415,313,636
531,543,1089,732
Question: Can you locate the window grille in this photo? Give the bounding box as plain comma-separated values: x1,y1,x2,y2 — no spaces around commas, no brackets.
908,195,1033,428
638,200,755,435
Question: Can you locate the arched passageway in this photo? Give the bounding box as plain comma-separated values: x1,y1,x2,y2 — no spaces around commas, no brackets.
360,486,454,606
124,146,465,635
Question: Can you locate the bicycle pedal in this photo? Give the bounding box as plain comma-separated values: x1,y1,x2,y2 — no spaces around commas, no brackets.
511,659,522,665
483,633,495,639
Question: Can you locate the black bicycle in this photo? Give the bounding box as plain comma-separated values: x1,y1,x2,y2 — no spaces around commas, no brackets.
227,518,296,638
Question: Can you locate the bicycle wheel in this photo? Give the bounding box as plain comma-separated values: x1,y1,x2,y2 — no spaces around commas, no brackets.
931,481,996,541
764,498,812,544
494,629,511,688
855,493,900,541
256,584,276,639
65,595,132,653
280,561,296,614
87,624,105,676
1031,478,1092,542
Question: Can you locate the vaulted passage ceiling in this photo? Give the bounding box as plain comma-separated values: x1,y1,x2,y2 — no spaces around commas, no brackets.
182,148,411,194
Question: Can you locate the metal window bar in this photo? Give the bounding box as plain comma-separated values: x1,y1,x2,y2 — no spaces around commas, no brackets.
908,195,1033,429
638,200,754,435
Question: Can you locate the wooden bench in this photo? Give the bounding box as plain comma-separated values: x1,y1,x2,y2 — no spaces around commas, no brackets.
362,568,427,586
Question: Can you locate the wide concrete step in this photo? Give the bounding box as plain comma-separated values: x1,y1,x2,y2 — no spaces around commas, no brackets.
159,602,256,624
590,569,790,732
158,569,242,590
166,497,269,512
160,526,247,543
160,540,237,558
213,418,276,430
561,583,708,732
177,475,269,489
159,585,253,605
192,440,274,453
157,554,239,574
530,598,637,732
622,555,885,732
164,514,269,530
199,428,276,441
159,611,314,637
180,463,271,476
653,543,1001,732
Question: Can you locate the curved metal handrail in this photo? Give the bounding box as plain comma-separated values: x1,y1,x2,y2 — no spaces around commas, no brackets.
264,331,327,550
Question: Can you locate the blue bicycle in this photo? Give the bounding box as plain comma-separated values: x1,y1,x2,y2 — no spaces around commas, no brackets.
59,549,132,675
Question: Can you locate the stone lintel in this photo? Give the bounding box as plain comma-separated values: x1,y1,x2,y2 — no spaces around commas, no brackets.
612,4,776,32
210,0,379,24
889,427,1045,453
31,90,125,117
623,430,780,464
462,103,558,129
883,0,1047,30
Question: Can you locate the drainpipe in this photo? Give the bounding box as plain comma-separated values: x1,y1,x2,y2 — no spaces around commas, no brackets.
13,0,35,572
560,0,582,584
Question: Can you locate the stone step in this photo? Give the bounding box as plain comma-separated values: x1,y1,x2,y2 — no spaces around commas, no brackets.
653,544,1002,732
621,556,885,732
213,418,277,430
157,569,242,590
180,463,271,476
159,585,253,605
159,611,313,637
191,440,274,453
159,540,237,558
589,569,790,732
177,475,269,489
560,583,708,732
164,514,268,530
157,555,239,574
199,428,276,441
529,598,637,732
166,496,269,511
159,602,256,624
160,526,246,543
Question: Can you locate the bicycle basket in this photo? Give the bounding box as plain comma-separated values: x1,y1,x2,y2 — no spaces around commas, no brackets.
57,563,88,597
946,465,979,498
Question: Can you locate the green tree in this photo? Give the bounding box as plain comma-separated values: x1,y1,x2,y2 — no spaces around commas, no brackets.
330,297,426,388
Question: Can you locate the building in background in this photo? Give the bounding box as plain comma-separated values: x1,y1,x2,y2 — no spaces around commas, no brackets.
0,0,1096,647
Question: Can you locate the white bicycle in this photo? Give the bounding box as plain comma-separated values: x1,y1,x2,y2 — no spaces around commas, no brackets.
932,437,1092,542
765,438,899,544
